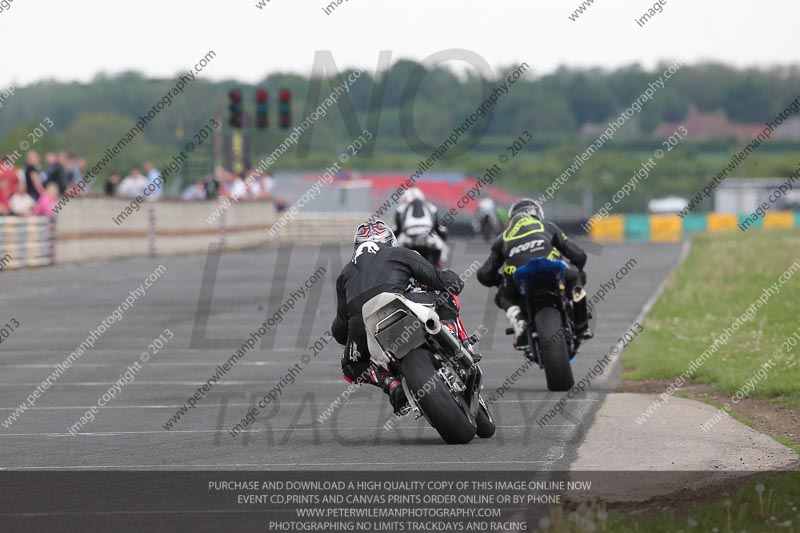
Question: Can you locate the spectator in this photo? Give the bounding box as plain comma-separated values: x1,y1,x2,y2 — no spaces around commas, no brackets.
0,185,9,215
215,167,233,198
9,181,35,216
246,170,263,199
105,171,120,197
44,152,68,194
203,173,219,199
143,161,163,200
58,152,72,191
0,159,12,216
32,182,59,216
245,171,275,200
181,178,207,200
261,172,276,198
68,156,86,187
66,152,79,184
230,173,248,199
118,168,148,198
24,150,44,201
0,154,20,196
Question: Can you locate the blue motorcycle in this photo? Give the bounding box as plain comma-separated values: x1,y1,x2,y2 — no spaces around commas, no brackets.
509,257,582,391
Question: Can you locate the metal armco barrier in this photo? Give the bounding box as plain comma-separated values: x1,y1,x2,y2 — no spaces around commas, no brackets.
0,216,56,270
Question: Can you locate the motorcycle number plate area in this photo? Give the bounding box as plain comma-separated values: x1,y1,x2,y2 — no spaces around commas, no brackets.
404,226,429,236
374,314,426,360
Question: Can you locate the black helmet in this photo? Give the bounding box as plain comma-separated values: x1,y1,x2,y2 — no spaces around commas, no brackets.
509,198,544,221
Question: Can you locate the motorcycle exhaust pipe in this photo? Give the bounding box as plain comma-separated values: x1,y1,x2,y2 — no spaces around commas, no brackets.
425,318,474,367
425,318,459,352
424,318,441,335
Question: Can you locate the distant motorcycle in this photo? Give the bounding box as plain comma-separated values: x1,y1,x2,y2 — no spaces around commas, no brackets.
473,198,502,242
362,291,495,444
397,228,447,268
506,257,587,391
473,212,502,242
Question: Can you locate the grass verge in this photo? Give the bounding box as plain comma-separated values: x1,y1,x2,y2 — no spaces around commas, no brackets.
622,229,800,404
543,471,800,532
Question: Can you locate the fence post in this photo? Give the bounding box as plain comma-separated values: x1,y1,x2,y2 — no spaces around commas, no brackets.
219,198,227,250
48,215,57,266
148,204,157,258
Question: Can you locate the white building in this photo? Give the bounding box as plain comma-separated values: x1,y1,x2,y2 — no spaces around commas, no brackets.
714,178,800,214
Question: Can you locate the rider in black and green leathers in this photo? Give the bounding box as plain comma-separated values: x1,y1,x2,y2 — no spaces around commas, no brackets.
477,198,591,346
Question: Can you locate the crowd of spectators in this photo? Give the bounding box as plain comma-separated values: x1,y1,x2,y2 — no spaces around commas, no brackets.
0,149,277,217
103,162,165,200
0,150,85,217
178,167,275,202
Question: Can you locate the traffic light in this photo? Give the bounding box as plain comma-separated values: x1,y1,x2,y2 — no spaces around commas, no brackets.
228,89,243,129
279,89,291,129
255,89,268,129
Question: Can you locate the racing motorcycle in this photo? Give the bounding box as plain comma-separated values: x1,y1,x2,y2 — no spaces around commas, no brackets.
362,291,495,444
473,212,502,242
507,257,587,391
396,228,447,268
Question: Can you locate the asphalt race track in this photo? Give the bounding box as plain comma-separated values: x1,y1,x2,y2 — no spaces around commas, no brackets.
0,239,682,471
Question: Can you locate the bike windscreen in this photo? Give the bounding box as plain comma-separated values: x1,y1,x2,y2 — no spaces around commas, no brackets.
512,257,567,297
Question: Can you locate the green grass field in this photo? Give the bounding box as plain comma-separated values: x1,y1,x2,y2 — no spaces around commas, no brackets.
622,229,800,404
543,471,800,532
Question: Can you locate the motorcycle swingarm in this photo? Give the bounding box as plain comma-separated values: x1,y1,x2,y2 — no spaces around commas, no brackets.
401,378,425,421
462,365,484,419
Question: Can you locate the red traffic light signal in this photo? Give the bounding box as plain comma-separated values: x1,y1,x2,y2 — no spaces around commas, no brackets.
255,89,268,129
229,89,243,128
279,89,291,129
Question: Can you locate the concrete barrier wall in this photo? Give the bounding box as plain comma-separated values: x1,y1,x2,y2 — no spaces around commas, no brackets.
55,198,278,263
28,197,372,265
2,198,374,267
267,212,372,245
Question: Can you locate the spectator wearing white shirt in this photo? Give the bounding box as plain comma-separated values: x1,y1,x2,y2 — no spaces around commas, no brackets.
260,173,276,199
9,181,35,216
229,173,248,200
118,168,148,199
246,171,263,199
143,162,163,200
181,179,207,200
247,172,276,200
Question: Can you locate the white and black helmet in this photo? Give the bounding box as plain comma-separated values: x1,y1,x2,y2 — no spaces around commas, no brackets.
353,220,397,248
509,198,544,221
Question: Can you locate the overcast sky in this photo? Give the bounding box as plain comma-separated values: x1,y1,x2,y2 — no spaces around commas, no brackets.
0,0,795,87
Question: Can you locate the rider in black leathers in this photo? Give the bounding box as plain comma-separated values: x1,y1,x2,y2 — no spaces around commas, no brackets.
477,198,592,347
332,220,465,413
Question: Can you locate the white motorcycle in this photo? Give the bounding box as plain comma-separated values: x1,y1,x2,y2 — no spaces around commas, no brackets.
396,227,449,268
362,291,495,444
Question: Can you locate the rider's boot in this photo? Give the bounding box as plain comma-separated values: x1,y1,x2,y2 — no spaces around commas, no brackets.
357,363,410,416
388,379,410,415
344,360,411,415
439,242,450,266
572,288,594,340
506,305,528,348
